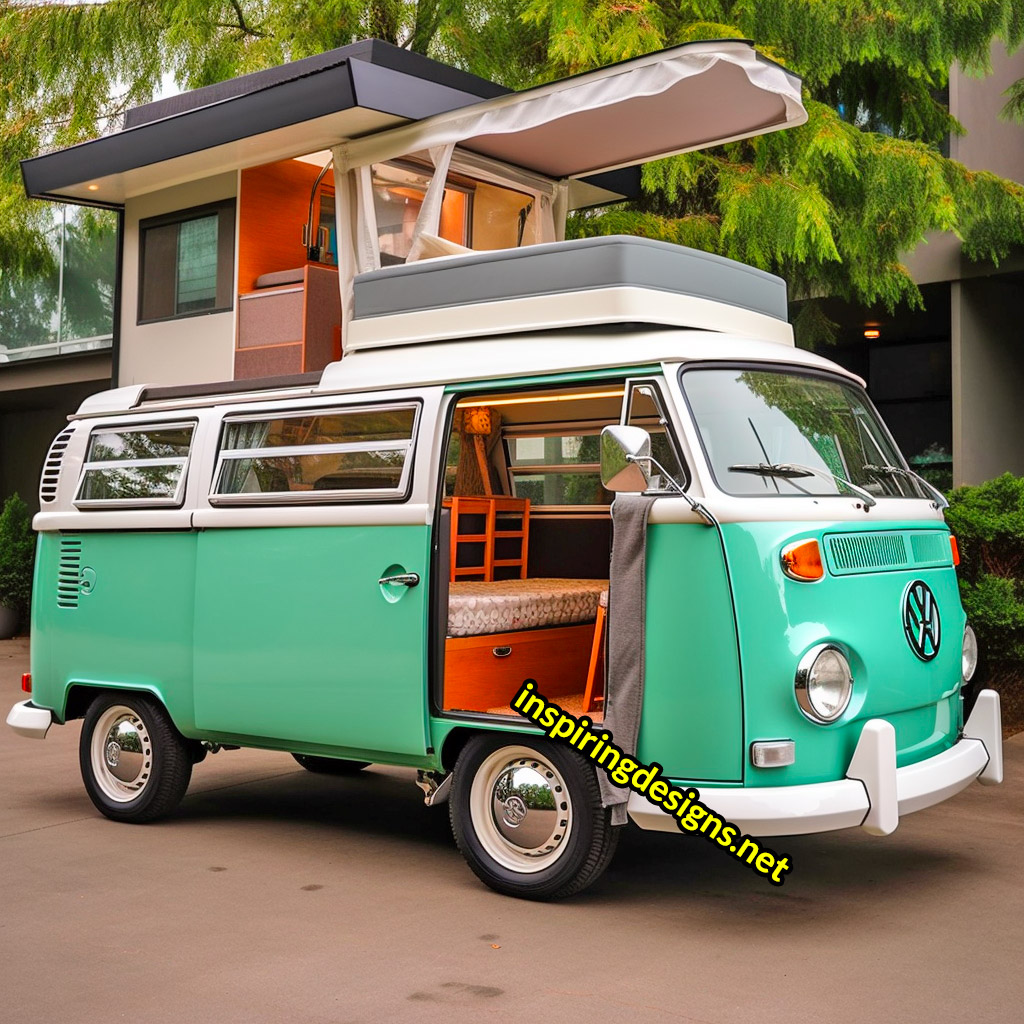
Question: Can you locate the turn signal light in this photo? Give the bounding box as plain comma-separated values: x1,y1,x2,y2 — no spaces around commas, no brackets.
950,535,960,566
781,539,824,581
21,673,31,693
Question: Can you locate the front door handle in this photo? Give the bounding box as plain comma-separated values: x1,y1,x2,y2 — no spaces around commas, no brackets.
378,572,420,588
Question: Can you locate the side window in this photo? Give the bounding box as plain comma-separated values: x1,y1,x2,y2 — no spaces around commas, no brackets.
139,200,235,323
623,380,688,491
507,433,610,507
210,404,419,504
75,422,196,508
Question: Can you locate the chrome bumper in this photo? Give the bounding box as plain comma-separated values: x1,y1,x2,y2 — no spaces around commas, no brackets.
628,689,1003,837
6,700,55,739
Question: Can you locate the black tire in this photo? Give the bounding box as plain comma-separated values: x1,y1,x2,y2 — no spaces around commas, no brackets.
291,753,370,775
449,733,619,901
79,692,193,823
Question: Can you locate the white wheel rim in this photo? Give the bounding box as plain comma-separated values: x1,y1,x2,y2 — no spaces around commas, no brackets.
468,746,573,874
90,705,154,803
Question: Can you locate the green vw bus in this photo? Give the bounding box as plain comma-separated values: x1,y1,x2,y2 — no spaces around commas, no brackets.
7,237,1002,899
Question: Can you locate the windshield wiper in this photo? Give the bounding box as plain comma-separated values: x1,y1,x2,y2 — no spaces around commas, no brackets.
862,464,949,509
729,463,813,479
729,462,876,508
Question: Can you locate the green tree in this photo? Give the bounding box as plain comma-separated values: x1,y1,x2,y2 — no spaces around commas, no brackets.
4,1,1024,348
543,0,1024,345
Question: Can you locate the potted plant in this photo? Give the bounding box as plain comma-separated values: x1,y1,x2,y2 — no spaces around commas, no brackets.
0,493,35,639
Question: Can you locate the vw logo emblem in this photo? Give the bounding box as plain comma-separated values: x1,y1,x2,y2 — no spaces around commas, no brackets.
903,580,940,661
105,741,121,767
501,795,528,828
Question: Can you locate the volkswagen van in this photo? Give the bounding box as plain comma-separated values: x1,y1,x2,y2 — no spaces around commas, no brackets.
6,235,1003,899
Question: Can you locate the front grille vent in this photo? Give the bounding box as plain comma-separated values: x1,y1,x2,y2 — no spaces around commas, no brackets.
909,532,950,566
39,428,74,504
825,531,953,576
57,538,83,609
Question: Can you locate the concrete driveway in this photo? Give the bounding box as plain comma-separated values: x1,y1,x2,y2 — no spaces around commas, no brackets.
2,636,1022,1024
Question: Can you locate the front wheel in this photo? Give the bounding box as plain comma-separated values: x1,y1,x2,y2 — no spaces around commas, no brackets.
79,693,193,823
449,734,619,900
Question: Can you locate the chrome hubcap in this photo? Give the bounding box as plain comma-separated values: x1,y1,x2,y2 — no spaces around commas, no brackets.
491,763,563,854
90,706,153,802
470,747,573,873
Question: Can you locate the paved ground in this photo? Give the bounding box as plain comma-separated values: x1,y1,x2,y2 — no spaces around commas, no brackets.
2,636,1022,1024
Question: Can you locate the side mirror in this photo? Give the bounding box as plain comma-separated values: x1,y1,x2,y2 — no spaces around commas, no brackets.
600,425,652,493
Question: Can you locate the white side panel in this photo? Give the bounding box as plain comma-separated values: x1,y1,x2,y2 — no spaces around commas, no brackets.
119,172,238,388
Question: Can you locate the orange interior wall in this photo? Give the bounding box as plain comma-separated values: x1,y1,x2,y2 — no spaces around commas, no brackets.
439,190,467,245
238,160,325,293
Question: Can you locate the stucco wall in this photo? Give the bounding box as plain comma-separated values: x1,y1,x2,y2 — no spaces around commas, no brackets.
118,171,238,387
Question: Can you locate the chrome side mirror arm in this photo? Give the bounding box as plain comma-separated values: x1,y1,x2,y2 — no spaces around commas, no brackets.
626,453,718,528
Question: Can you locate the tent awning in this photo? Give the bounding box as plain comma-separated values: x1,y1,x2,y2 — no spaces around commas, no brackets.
336,40,805,177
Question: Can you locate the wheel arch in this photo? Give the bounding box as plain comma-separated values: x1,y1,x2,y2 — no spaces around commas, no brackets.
65,682,170,723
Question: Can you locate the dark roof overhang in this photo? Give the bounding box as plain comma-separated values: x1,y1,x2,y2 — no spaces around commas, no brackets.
20,39,511,207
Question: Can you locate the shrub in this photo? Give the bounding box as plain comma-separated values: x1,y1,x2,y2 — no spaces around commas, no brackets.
945,473,1024,731
0,493,35,620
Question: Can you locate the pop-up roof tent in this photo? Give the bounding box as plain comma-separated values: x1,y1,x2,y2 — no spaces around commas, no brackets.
331,40,806,340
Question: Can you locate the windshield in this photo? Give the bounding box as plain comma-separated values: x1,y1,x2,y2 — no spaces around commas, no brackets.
680,367,931,499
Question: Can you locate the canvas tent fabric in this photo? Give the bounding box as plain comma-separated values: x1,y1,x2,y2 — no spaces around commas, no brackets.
330,40,805,328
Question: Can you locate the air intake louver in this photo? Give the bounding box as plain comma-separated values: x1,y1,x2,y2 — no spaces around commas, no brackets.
825,531,953,576
57,538,82,609
39,428,74,504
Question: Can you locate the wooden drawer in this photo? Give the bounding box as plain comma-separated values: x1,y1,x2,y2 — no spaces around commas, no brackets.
443,623,593,713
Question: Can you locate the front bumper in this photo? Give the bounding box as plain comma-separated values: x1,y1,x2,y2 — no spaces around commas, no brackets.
628,689,1003,837
6,700,55,739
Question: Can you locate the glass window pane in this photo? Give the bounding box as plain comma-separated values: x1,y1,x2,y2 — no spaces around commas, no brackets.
78,464,183,501
217,451,406,495
60,208,116,344
175,215,218,314
681,368,928,499
222,409,416,450
508,433,609,506
626,383,686,489
88,426,194,462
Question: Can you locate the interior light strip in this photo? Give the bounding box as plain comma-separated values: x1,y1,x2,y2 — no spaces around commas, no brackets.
461,389,624,408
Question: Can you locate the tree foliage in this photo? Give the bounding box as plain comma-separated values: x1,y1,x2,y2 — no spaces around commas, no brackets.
3,1,1024,346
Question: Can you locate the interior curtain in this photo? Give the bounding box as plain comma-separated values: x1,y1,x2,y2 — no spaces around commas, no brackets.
406,143,456,261
332,145,382,335
218,421,271,494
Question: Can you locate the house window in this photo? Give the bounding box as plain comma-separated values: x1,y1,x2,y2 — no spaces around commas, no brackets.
210,403,420,504
138,200,235,323
75,422,196,508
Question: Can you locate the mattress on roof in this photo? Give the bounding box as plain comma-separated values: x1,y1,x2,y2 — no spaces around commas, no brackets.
352,235,788,323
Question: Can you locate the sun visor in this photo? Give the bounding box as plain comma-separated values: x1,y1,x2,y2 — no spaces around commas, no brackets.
336,40,805,179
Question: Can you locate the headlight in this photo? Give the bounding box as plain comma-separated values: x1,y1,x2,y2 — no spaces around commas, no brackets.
962,624,978,682
795,644,854,723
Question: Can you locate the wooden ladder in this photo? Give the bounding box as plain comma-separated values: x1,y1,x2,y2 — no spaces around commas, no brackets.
449,496,530,582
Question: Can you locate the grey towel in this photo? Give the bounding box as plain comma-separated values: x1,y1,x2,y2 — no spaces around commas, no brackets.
598,494,657,825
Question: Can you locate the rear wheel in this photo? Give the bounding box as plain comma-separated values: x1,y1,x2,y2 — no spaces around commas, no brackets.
291,753,370,775
79,693,193,823
449,733,619,900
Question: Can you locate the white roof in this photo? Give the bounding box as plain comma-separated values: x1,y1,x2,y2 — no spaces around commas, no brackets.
74,329,860,418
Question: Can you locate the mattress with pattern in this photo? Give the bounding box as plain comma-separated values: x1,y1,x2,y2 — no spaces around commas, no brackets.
447,578,608,638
